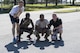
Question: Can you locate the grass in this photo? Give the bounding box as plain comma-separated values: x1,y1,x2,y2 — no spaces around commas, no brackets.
25,4,80,11
0,4,13,14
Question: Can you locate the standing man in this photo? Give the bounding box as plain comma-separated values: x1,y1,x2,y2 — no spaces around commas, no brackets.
35,14,50,41
9,0,24,42
48,14,63,41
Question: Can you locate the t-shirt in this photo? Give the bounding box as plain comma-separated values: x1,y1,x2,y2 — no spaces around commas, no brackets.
49,18,62,28
9,5,24,16
35,19,49,28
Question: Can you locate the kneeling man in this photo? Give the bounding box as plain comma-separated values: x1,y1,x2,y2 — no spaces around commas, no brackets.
18,13,34,42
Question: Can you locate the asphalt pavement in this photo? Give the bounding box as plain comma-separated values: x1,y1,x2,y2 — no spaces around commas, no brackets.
0,9,80,53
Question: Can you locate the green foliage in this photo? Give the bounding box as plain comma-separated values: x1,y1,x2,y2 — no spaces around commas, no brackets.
25,4,80,11
0,4,13,14
0,4,80,13
3,0,10,4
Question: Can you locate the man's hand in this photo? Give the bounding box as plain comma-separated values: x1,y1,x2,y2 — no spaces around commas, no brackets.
53,28,58,32
14,13,20,18
32,28,34,30
13,14,17,18
53,28,56,31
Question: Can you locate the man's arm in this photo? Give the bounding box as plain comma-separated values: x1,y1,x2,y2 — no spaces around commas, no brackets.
14,8,23,18
54,24,62,30
31,20,34,30
35,25,39,30
13,11,22,18
17,10,22,17
20,19,24,26
48,20,52,29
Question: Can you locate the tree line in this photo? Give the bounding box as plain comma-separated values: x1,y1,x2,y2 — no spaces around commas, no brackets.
3,0,77,7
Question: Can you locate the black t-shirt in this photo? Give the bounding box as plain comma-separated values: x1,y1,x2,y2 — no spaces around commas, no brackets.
49,18,62,28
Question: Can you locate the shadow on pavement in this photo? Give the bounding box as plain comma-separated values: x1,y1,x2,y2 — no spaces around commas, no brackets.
52,40,64,48
33,40,52,50
5,40,64,52
5,41,32,53
33,40,64,50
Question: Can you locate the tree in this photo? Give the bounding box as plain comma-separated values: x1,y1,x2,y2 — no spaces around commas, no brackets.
70,0,72,5
50,0,58,6
14,0,17,5
72,0,76,5
45,0,48,7
3,0,10,4
23,0,26,7
65,0,67,4
60,0,62,4
55,0,58,6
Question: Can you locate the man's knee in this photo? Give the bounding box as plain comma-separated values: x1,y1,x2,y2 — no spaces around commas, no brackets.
19,28,23,34
34,30,38,35
34,30,40,37
46,29,50,34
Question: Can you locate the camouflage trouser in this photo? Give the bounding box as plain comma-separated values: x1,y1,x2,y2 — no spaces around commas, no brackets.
18,27,33,41
20,27,33,34
35,28,50,39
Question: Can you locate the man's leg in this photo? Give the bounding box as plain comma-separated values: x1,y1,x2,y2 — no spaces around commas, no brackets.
35,30,40,41
18,28,23,42
12,23,16,43
9,14,15,38
12,23,15,38
15,23,19,40
51,31,57,41
18,32,21,42
26,28,33,39
59,28,63,40
15,18,19,41
16,23,20,36
44,29,50,40
52,29,60,41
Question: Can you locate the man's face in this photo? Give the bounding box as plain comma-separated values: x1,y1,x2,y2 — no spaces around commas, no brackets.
40,15,44,21
26,15,29,19
18,2,24,7
52,14,57,20
25,14,30,19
